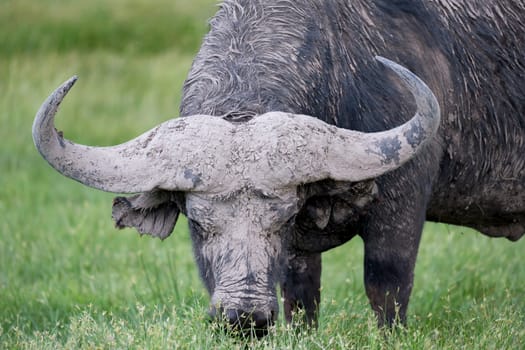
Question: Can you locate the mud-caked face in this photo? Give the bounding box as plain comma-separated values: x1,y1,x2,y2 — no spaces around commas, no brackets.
184,186,300,328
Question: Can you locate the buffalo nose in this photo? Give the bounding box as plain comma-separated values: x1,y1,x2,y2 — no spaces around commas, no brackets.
209,307,274,337
226,309,271,328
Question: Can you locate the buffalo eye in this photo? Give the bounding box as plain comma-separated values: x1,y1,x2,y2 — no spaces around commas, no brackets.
188,217,218,240
254,189,275,200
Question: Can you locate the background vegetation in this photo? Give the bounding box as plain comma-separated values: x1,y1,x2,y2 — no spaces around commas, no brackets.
1,0,523,348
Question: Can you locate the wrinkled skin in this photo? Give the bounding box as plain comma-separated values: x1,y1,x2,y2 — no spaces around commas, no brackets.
185,188,298,323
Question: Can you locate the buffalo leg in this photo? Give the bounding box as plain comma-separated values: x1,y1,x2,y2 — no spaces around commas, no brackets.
363,245,420,327
361,180,428,326
281,253,321,327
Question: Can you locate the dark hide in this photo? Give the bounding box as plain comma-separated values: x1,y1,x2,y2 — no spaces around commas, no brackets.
116,0,524,327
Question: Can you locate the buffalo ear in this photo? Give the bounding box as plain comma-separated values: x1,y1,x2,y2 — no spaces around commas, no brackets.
112,191,180,240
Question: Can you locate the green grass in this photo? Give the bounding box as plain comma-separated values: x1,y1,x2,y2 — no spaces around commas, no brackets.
1,1,523,348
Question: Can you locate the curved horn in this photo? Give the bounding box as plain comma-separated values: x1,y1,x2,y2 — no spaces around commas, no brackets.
32,77,232,193
314,56,440,182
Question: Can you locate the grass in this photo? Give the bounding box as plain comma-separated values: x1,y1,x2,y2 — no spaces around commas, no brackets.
1,0,523,348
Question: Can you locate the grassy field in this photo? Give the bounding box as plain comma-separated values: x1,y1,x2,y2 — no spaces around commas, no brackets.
1,0,523,348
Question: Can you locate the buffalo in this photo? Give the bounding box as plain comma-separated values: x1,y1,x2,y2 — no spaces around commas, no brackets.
33,0,523,335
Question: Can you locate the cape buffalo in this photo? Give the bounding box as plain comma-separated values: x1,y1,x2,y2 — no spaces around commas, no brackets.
33,0,523,335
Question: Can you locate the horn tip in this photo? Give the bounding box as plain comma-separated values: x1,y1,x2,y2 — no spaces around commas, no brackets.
374,56,400,71
32,75,79,150
64,75,78,91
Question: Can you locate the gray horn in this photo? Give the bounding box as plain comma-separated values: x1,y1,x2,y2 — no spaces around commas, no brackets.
32,77,233,193
284,56,441,184
327,56,440,181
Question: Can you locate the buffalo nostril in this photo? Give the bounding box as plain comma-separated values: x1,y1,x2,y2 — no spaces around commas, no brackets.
251,310,274,329
226,309,243,327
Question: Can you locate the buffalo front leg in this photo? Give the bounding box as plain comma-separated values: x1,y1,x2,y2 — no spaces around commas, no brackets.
361,180,428,327
363,244,420,327
281,252,321,327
